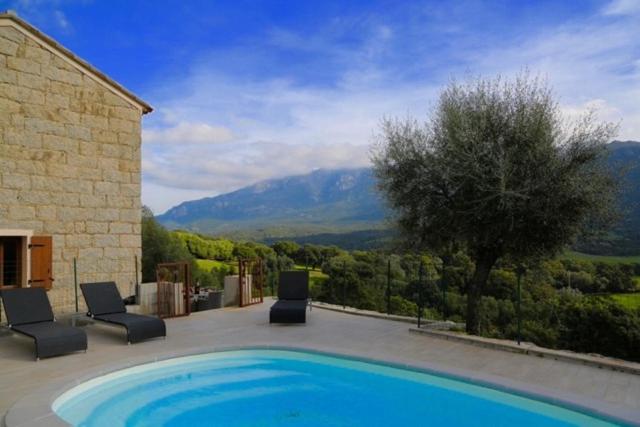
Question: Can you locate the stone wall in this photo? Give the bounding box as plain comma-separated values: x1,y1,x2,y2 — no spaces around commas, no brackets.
0,24,143,313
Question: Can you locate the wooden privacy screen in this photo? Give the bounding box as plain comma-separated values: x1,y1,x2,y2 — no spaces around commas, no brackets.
238,258,264,307
29,236,53,290
156,261,191,318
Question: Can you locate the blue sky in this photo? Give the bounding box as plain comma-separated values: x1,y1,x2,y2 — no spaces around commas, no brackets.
4,0,640,213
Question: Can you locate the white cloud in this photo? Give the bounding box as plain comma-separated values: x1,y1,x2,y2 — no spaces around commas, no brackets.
463,6,640,141
140,68,440,213
142,182,212,216
561,99,623,125
377,25,393,41
602,0,640,16
143,121,235,145
8,1,75,32
53,10,70,30
142,139,372,213
141,2,640,213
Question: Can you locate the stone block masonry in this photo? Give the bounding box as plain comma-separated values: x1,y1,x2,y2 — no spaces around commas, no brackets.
0,21,149,313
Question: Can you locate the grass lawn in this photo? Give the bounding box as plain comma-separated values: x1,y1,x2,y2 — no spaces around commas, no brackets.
195,260,330,283
562,251,640,264
610,293,640,310
194,260,327,296
195,259,237,272
294,264,329,278
293,264,329,290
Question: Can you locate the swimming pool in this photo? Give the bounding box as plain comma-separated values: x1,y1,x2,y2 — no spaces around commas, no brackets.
53,349,624,426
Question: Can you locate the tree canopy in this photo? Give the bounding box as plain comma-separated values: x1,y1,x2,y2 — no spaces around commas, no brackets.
372,74,618,333
141,207,193,282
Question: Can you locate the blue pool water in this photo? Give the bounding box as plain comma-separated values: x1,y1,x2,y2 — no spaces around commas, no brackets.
53,349,623,427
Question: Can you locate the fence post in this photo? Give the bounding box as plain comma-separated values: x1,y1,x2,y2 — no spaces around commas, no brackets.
417,261,424,328
271,268,276,297
342,260,347,309
134,255,139,304
386,259,391,315
73,257,79,313
440,256,447,320
516,265,526,345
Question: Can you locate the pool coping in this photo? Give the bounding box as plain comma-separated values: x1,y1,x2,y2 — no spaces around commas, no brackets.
4,344,640,427
409,327,640,376
312,302,640,376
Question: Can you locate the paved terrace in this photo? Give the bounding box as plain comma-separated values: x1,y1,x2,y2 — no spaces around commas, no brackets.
1,301,639,426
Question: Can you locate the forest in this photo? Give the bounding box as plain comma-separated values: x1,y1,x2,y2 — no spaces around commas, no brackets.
143,209,640,362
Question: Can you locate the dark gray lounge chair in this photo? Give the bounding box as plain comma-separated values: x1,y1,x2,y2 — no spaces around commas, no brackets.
270,271,309,323
80,282,166,344
0,288,87,360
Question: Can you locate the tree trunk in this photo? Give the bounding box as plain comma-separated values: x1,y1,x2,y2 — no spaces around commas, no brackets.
466,252,498,335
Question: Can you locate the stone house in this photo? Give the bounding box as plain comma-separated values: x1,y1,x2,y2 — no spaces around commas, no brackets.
0,12,152,313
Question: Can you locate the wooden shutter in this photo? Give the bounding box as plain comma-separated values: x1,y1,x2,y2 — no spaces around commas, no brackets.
0,242,4,288
29,236,53,290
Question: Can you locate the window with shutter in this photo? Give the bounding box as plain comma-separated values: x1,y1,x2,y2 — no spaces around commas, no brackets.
29,236,53,290
0,237,23,289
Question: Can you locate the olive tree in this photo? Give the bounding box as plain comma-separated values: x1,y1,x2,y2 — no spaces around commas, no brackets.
372,74,618,334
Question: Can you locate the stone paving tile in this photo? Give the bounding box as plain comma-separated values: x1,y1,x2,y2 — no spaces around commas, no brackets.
1,301,639,424
624,382,640,407
610,370,633,387
605,383,632,405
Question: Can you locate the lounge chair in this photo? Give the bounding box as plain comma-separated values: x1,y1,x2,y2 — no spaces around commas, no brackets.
270,271,310,323
0,288,87,360
80,282,166,344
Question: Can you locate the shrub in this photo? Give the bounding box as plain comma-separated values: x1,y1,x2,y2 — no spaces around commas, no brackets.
558,297,640,361
389,295,418,317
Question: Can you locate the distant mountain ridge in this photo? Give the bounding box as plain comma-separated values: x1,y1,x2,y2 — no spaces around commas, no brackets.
574,140,640,255
157,141,640,253
157,168,386,235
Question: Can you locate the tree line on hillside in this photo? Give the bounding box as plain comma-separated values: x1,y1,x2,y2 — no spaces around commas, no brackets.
142,210,640,362
143,207,338,291
316,250,640,362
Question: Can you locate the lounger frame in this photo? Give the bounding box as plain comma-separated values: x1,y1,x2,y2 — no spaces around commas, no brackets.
80,282,166,344
1,288,87,360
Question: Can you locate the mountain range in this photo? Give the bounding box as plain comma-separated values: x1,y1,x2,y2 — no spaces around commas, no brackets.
157,167,387,240
157,141,640,254
574,140,640,255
